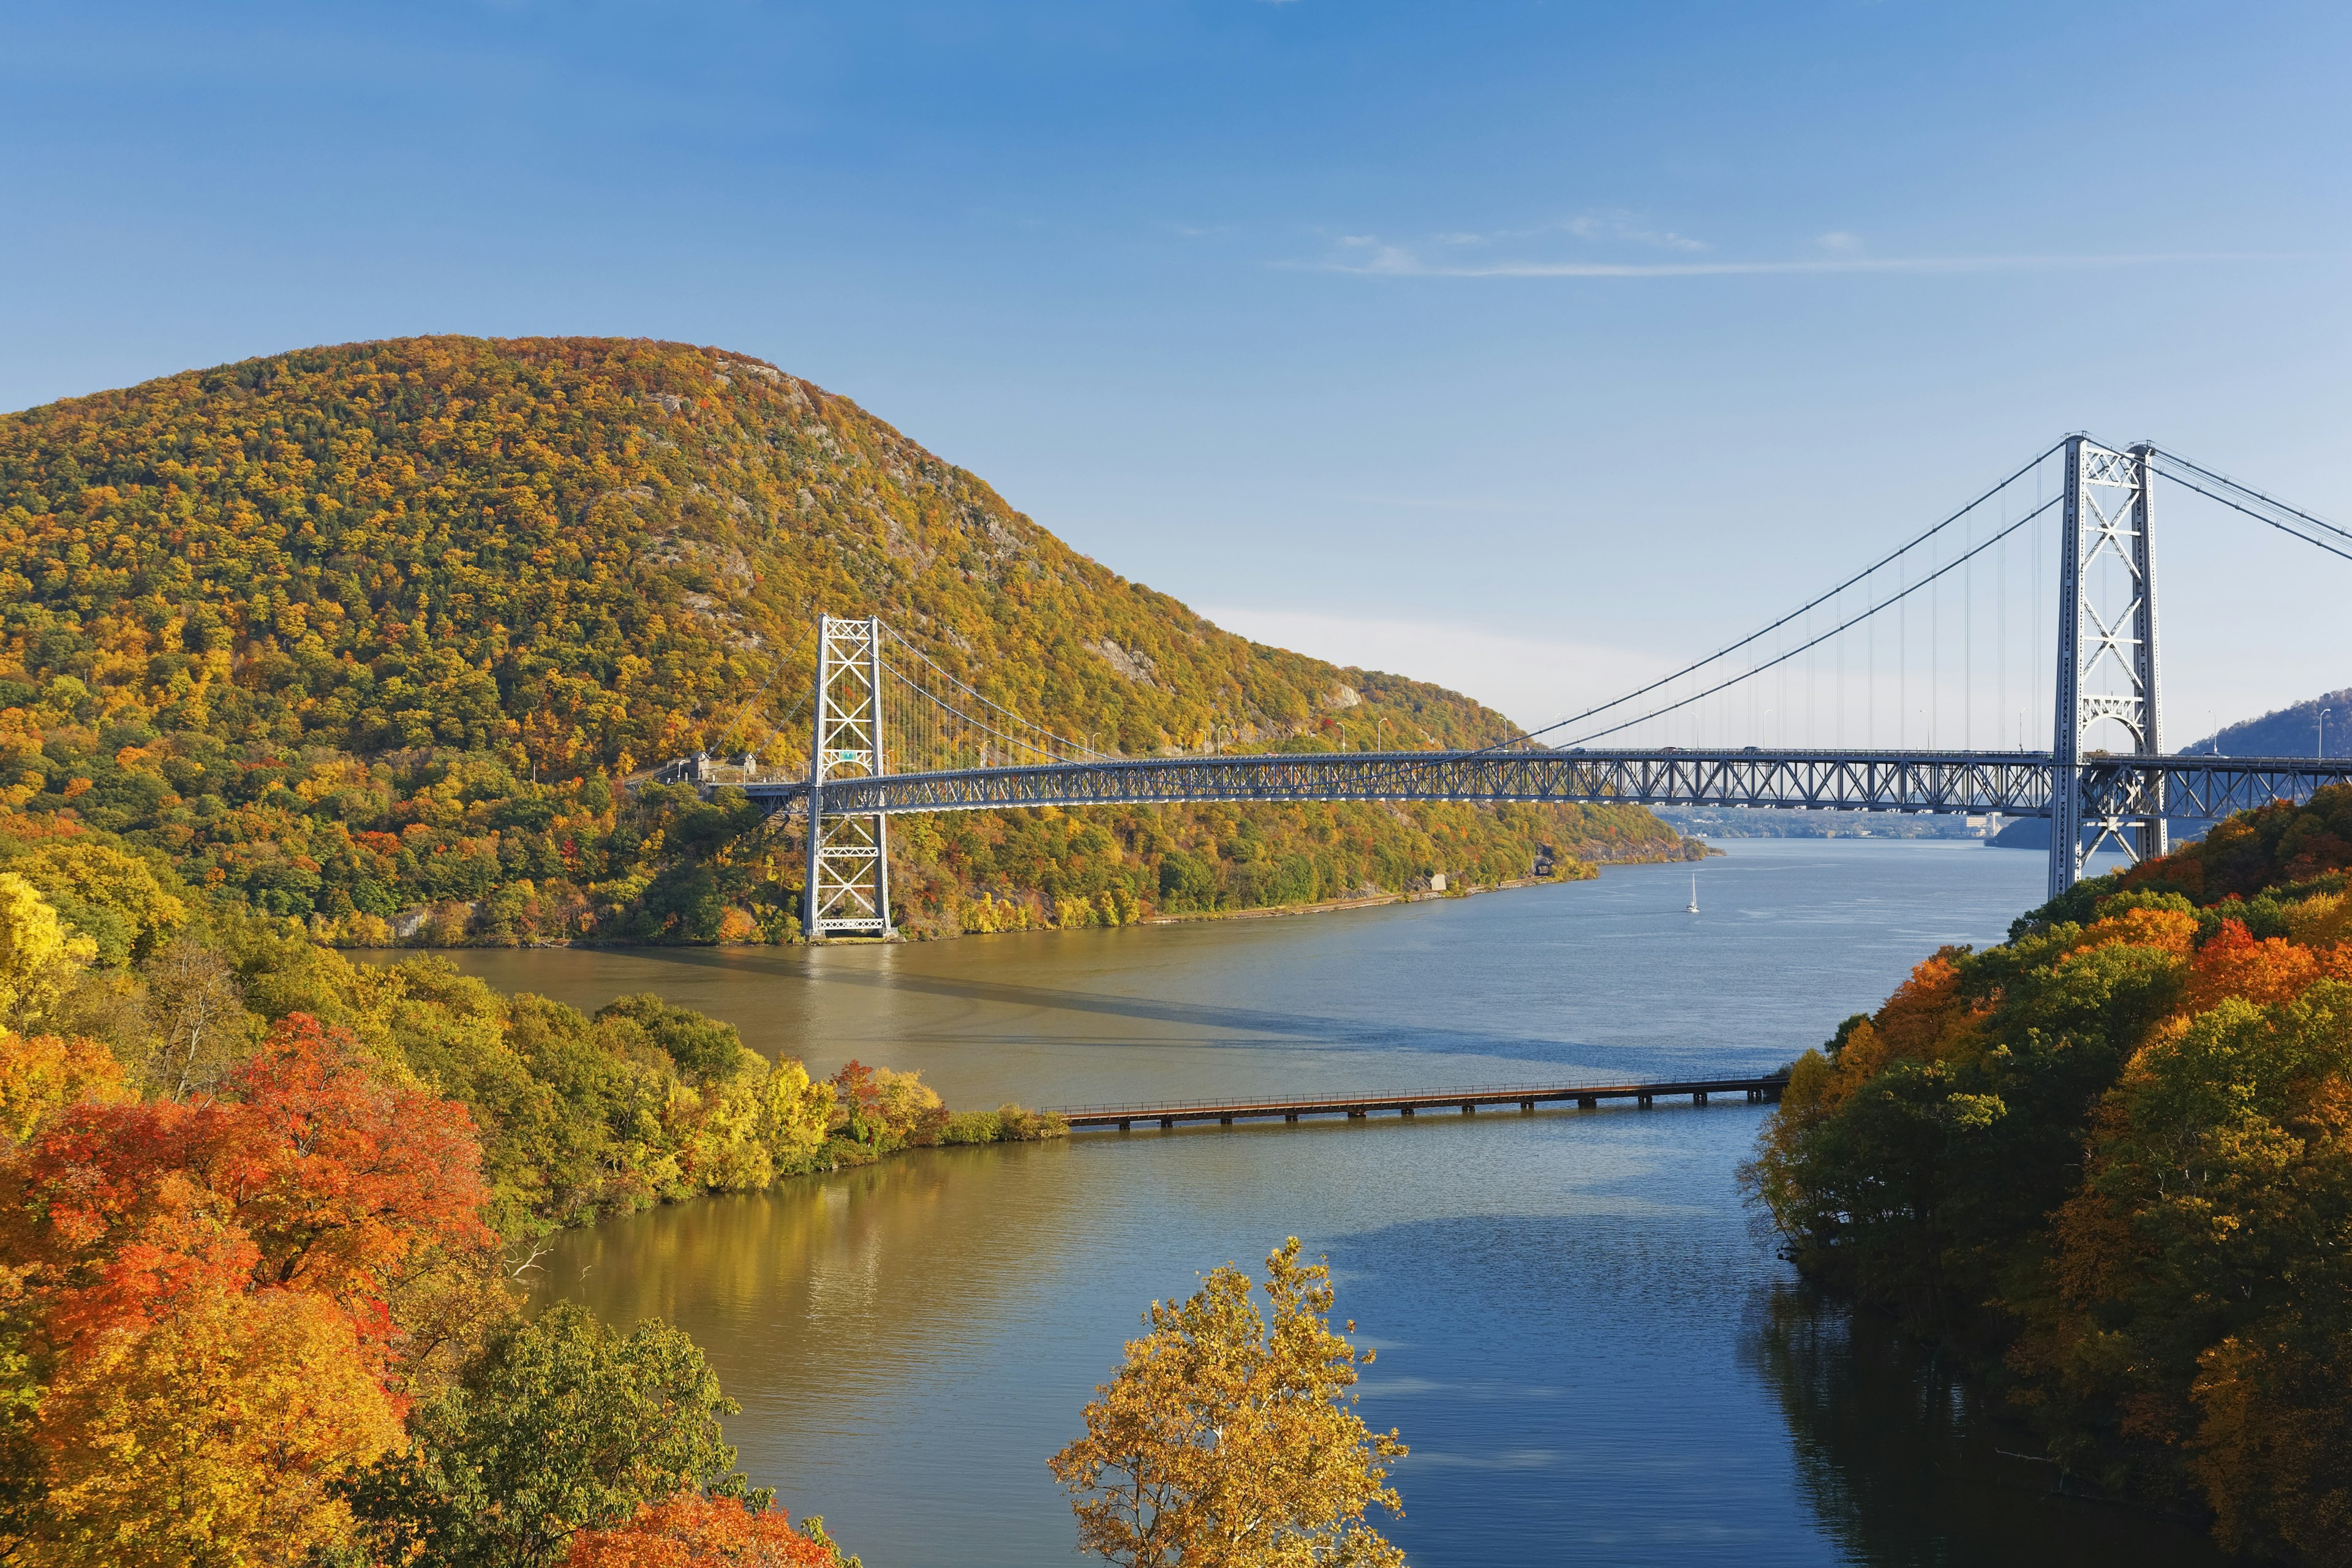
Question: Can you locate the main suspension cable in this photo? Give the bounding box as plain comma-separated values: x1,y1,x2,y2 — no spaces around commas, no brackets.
1555,495,2059,747
2148,448,2352,563
1466,440,2065,756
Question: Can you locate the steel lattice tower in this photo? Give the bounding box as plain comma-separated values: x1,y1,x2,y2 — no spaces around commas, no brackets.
2048,436,2165,897
803,614,893,937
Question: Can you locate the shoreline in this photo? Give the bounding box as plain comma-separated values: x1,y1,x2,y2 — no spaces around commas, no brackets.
335,848,1714,952
1141,871,1564,925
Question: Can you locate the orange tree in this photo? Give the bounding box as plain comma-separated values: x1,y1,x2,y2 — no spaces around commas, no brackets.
1,1012,497,1564
564,1492,859,1568
2,999,823,1567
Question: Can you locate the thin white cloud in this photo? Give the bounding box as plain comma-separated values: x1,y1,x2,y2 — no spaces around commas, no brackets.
1305,243,2302,278
1566,209,1707,252
1815,230,1861,252
1330,235,1425,274
1417,210,1707,253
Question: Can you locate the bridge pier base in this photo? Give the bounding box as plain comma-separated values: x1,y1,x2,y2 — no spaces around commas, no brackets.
1219,1115,1233,1126
1637,1093,1652,1108
1520,1099,1535,1112
1461,1103,1476,1115
1159,1117,1174,1129
1346,1109,1365,1119
1577,1095,1598,1110
1399,1106,1414,1117
1286,1112,1300,1122
1118,1118,1131,1131
1693,1091,1709,1106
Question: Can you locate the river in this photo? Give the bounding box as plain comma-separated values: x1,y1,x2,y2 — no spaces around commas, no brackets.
429,840,2220,1566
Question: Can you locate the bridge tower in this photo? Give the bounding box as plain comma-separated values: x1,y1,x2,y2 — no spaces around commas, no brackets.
2049,437,2165,897
803,614,893,938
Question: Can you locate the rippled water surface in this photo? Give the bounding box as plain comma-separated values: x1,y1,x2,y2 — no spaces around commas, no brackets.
447,842,2218,1566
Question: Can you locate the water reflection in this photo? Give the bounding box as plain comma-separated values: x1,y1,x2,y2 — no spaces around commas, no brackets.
1747,1285,2225,1566
533,1142,1090,1441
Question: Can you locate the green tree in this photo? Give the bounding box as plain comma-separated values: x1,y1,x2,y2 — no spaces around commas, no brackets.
1049,1238,1407,1568
594,992,755,1084
345,1303,764,1568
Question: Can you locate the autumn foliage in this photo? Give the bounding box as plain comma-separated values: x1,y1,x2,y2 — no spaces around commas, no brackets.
0,1013,489,1560
1747,783,2352,1564
565,1493,858,1568
0,862,895,1567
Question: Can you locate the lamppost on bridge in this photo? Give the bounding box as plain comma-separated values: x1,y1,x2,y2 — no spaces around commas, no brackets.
2323,708,2335,760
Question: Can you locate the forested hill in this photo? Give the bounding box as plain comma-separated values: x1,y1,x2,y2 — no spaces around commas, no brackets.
2179,684,2352,760
0,337,1691,942
2,336,1508,765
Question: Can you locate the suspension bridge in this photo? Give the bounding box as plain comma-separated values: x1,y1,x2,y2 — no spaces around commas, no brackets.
662,435,2352,938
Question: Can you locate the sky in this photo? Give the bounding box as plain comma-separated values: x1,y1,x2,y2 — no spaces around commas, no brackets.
4,0,2346,741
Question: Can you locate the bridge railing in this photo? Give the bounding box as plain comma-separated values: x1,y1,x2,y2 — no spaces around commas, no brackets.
1045,1070,1792,1119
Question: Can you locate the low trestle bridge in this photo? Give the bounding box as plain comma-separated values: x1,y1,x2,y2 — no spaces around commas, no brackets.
1051,1073,1790,1131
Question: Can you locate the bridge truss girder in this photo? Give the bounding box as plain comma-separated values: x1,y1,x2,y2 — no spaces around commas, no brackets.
747,748,2352,849
768,748,2060,818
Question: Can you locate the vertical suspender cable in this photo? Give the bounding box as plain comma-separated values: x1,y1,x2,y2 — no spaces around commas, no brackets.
1931,521,1940,749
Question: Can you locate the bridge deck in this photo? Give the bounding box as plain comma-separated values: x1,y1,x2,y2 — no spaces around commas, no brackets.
703,748,2352,825
1051,1074,1789,1129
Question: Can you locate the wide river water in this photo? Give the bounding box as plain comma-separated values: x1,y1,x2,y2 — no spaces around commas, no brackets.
434,841,2220,1566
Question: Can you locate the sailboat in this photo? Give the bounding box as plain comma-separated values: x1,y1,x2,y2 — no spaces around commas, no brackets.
1686,874,1700,915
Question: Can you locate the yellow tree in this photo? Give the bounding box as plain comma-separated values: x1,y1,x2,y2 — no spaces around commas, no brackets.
32,1284,404,1567
0,1031,130,1145
1049,1238,1407,1568
759,1058,835,1174
0,875,96,1034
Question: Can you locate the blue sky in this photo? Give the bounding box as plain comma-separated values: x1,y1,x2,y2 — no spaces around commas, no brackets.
4,1,2346,736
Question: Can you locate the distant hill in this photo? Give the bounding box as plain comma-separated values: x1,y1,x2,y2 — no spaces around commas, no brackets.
0,337,1691,941
2175,686,2352,760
